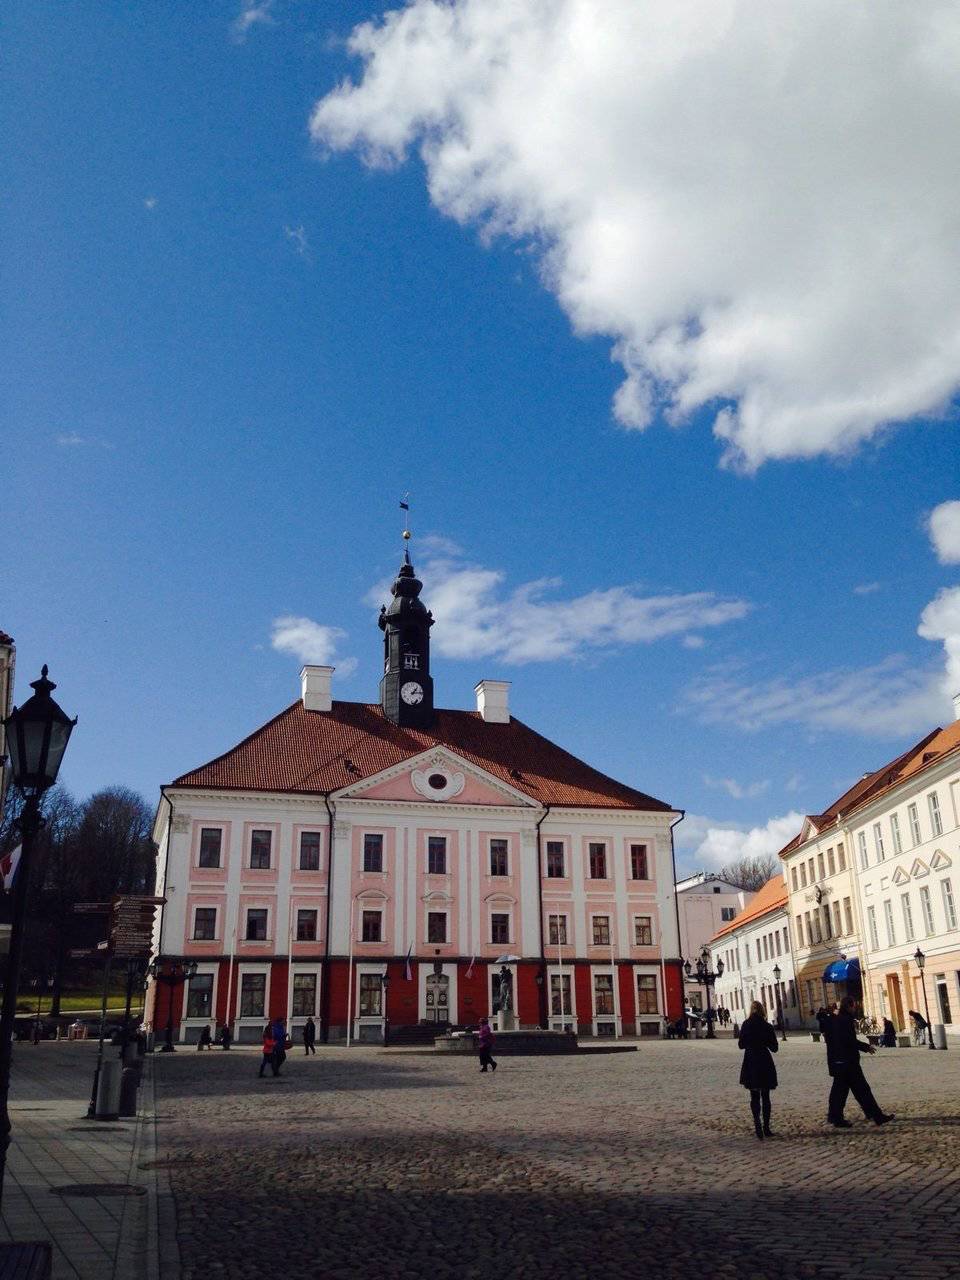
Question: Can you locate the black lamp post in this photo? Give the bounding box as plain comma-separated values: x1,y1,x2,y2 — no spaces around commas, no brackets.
0,666,75,1211
772,963,787,1042
149,959,199,1051
535,970,545,1029
914,947,936,1049
684,945,724,1039
381,973,390,1047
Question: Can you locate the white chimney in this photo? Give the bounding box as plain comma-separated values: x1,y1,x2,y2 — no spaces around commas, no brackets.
301,665,333,713
475,679,510,724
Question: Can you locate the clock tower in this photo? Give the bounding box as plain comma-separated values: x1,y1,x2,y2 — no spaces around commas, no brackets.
379,542,435,729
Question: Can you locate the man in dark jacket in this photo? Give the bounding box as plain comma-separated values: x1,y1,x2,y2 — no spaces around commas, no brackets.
303,1017,316,1055
827,997,894,1127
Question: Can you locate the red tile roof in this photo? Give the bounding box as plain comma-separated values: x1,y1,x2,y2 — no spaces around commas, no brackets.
711,875,787,942
170,700,673,811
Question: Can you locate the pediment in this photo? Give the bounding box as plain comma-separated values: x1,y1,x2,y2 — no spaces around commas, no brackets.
910,858,930,879
891,866,910,886
338,747,535,807
931,849,952,870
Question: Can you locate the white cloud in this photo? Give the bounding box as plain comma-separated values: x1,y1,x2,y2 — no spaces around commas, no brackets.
55,433,113,449
853,582,881,596
704,775,770,801
284,224,310,258
270,615,357,676
231,0,275,42
143,196,157,211
312,2,960,471
917,586,960,701
676,810,803,877
928,501,960,565
369,546,750,664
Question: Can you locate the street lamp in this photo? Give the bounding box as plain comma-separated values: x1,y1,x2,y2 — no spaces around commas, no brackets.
684,946,724,1039
0,666,75,1212
913,947,936,1049
381,973,390,1047
534,970,545,1029
772,963,787,1042
149,959,199,1051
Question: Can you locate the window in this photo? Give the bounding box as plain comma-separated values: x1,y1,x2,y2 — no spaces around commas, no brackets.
790,867,798,892
901,892,915,941
548,914,568,946
774,930,781,956
634,916,653,946
818,852,825,880
363,834,383,874
489,839,509,877
890,814,902,856
935,974,952,1025
803,912,813,946
919,885,935,935
296,909,317,942
427,912,447,943
720,906,736,922
358,973,382,1017
550,972,572,1016
245,908,268,941
827,847,836,876
837,842,846,872
822,905,832,940
403,653,419,669
198,828,222,869
873,823,885,863
636,974,659,1014
193,907,217,941
630,844,649,880
831,900,841,936
908,803,922,846
592,915,611,946
783,926,790,952
593,973,615,1015
928,792,943,837
858,832,868,870
427,837,447,875
491,913,509,944
762,935,769,960
883,899,896,947
589,843,607,879
239,973,265,1018
812,913,822,945
250,829,272,870
843,897,854,935
808,858,815,884
867,905,879,951
756,939,762,963
800,863,807,888
546,841,565,878
941,878,957,931
361,910,382,942
291,972,316,1017
795,915,804,948
186,973,213,1018
299,831,321,871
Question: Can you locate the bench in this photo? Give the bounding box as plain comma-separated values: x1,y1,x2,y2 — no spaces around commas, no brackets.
0,1243,52,1280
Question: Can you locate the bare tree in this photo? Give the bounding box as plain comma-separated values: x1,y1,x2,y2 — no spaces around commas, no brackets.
719,852,780,892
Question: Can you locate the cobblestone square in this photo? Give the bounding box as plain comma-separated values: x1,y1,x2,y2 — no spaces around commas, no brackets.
153,1037,960,1280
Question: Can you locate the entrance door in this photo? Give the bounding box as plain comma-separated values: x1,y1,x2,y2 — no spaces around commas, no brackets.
887,974,905,1030
424,973,449,1024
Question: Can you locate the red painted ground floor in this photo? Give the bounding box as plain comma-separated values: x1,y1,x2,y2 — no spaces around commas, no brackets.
146,956,684,1043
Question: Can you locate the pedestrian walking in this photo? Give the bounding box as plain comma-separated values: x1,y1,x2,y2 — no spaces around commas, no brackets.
197,1024,212,1050
827,996,894,1128
271,1017,287,1075
218,1024,232,1050
303,1016,316,1055
882,1018,896,1048
738,1000,778,1139
477,1016,497,1073
259,1025,277,1078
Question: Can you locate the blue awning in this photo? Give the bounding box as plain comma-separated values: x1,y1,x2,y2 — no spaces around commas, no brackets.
823,957,861,983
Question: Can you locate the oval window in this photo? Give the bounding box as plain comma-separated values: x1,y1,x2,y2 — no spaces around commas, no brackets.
428,773,447,790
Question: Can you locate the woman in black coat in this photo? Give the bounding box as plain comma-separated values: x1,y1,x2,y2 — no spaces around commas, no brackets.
738,1000,779,1139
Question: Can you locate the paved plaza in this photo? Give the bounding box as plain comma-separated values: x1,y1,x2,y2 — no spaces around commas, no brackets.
150,1036,960,1280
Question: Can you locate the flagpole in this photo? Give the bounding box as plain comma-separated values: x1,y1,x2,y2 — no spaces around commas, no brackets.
611,930,620,1040
346,896,356,1048
224,918,237,1040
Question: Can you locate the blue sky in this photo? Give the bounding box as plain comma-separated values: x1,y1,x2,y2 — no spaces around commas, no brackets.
5,2,959,873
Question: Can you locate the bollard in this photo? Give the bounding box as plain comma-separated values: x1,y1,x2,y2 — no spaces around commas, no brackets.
932,1023,948,1050
95,1058,122,1120
118,1067,140,1117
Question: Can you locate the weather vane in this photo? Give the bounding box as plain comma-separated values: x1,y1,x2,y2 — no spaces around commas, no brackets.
400,494,411,544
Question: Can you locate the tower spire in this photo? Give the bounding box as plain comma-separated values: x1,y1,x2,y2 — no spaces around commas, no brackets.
379,498,434,727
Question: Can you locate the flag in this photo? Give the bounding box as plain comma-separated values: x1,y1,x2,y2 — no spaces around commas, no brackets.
399,500,409,511
465,954,475,979
1,844,21,892
404,943,413,981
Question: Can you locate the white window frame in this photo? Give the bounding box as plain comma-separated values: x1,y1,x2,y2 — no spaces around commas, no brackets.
858,831,869,870
928,791,943,837
941,878,957,931
882,899,896,948
182,964,218,1035
289,965,322,1025
908,803,922,846
873,823,885,863
191,903,219,942
489,908,512,946
426,908,450,945
244,904,271,944
867,905,879,951
488,837,510,878
196,826,225,871
590,964,619,1036
633,965,661,1025
236,964,270,1028
632,914,654,946
547,965,575,1031
901,892,914,941
590,912,612,948
890,813,902,856
547,913,568,947
919,885,935,936
295,906,319,943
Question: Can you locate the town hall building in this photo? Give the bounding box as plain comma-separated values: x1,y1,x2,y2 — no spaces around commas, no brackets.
147,547,683,1042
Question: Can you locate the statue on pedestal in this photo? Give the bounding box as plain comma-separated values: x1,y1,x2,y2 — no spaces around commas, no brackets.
497,965,512,1013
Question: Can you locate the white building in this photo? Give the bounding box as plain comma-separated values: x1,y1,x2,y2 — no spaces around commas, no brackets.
712,876,798,1027
675,872,752,1010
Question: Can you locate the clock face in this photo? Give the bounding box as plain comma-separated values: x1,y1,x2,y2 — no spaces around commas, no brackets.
400,681,424,705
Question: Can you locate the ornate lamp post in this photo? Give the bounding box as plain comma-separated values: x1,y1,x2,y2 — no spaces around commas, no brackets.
772,963,787,1042
0,666,75,1210
534,971,545,1029
148,959,199,1051
381,972,390,1047
914,948,936,1049
684,946,724,1039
